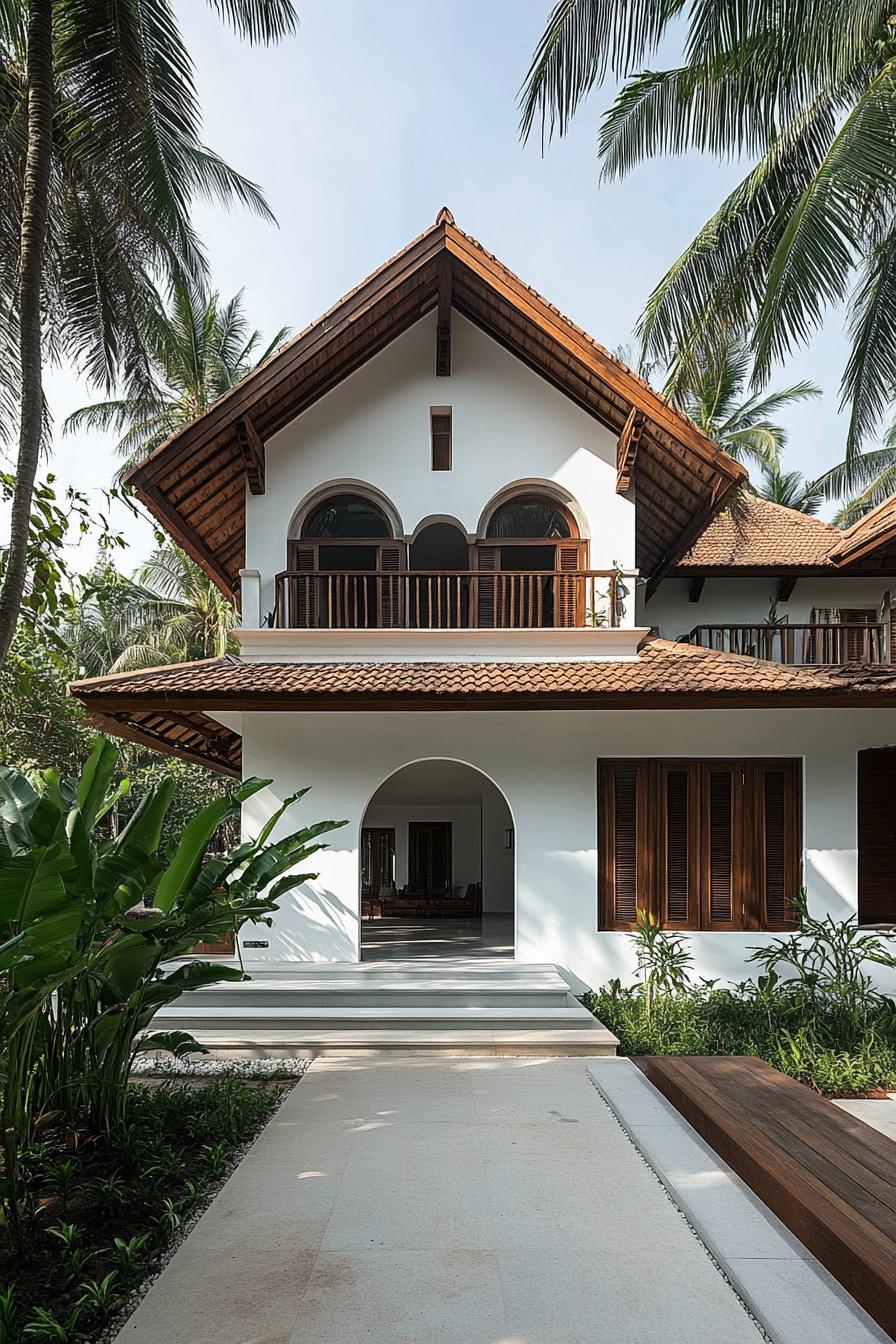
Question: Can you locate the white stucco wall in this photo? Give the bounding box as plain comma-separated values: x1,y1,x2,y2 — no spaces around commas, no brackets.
245,311,634,619
647,577,895,642
234,707,896,992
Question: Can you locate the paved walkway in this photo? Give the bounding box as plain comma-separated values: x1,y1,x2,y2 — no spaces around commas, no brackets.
116,1057,761,1344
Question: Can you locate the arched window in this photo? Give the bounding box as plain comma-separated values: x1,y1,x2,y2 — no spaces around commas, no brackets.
301,493,392,540
285,492,404,630
477,493,586,630
485,495,576,540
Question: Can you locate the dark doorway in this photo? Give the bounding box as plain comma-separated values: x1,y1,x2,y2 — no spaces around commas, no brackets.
409,822,452,895
361,828,396,900
858,748,896,924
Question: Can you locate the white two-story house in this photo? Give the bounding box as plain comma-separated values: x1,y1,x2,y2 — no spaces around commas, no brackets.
73,210,896,992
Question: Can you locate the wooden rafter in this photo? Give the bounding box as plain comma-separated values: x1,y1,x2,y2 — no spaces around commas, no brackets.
616,408,645,493
235,416,265,495
436,252,452,376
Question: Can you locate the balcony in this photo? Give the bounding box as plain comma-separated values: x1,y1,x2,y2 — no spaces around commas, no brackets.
272,569,627,630
685,622,890,666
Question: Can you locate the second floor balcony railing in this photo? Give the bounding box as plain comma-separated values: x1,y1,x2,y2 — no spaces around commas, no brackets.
274,569,624,630
686,622,889,665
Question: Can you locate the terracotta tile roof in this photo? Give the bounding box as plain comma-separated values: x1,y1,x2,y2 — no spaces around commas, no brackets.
675,496,841,571
830,495,896,566
71,639,896,708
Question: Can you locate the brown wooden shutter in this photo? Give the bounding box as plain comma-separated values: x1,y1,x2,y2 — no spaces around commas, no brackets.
431,410,452,470
754,761,800,929
858,747,896,924
704,765,736,927
475,544,500,628
377,542,404,628
555,542,583,627
658,764,696,927
599,761,649,929
287,541,317,628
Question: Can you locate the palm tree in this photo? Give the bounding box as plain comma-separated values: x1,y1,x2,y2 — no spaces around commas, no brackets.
756,464,825,516
0,0,297,664
65,280,289,473
811,427,896,525
521,3,896,471
670,335,820,473
73,548,236,676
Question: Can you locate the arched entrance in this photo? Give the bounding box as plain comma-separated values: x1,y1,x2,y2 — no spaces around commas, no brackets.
359,759,515,960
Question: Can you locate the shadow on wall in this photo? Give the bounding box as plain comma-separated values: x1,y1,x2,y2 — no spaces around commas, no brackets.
241,884,358,962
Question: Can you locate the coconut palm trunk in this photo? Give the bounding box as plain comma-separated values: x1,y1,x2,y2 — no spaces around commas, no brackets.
0,0,54,663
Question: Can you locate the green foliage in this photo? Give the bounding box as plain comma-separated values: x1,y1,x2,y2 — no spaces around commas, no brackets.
630,908,694,1016
0,1079,285,1342
0,739,346,1236
587,893,896,1096
521,1,896,486
65,279,290,475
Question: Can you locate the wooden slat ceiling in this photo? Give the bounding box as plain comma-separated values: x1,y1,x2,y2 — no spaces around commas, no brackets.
127,211,746,593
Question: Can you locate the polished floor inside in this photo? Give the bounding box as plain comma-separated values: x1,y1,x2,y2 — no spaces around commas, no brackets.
361,914,514,961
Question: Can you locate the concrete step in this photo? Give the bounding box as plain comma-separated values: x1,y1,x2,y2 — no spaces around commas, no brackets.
153,960,615,1058
153,1004,599,1033
173,982,572,1009
174,1026,618,1058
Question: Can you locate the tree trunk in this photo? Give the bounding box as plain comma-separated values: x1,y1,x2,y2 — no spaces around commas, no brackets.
0,0,54,663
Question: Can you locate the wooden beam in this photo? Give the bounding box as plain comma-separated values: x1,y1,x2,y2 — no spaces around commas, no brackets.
644,478,741,601
616,409,645,493
436,253,452,376
235,416,265,495
688,577,706,603
777,574,797,602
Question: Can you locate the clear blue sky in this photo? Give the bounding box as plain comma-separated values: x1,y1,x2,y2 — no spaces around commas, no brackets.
39,0,852,569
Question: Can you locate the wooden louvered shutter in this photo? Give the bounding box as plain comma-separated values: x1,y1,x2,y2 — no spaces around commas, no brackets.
599,761,648,929
430,410,452,471
377,542,404,628
475,544,500,628
702,764,737,928
658,764,697,928
555,542,584,627
287,542,317,628
858,747,896,925
750,761,800,929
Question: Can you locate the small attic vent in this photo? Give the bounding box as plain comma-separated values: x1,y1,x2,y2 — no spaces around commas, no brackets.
431,408,452,471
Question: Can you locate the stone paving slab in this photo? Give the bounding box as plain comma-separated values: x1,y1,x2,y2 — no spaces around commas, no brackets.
114,1056,762,1344
589,1059,891,1344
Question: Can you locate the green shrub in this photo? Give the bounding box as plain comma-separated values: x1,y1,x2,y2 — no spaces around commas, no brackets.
0,1078,286,1342
584,983,896,1095
0,737,345,1235
587,892,896,1096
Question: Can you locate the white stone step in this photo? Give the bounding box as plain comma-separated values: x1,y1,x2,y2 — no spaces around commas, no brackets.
173,980,572,1009
170,1026,618,1058
153,1004,598,1032
153,960,614,1058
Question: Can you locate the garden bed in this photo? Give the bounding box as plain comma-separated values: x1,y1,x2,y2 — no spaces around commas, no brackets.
584,986,896,1097
0,1077,292,1342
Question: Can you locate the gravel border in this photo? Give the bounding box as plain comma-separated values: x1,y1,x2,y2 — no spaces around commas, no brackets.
95,1072,303,1343
130,1055,310,1080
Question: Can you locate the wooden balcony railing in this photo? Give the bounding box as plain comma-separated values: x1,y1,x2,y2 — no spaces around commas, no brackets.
274,569,622,630
686,622,889,665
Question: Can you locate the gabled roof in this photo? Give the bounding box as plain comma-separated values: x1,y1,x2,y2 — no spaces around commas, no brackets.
675,491,896,577
70,638,896,774
830,496,896,569
675,496,841,573
125,209,746,593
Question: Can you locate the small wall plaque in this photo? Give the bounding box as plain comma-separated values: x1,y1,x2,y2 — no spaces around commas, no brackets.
242,940,269,948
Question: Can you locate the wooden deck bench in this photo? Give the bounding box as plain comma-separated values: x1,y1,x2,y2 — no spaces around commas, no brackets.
635,1055,896,1340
